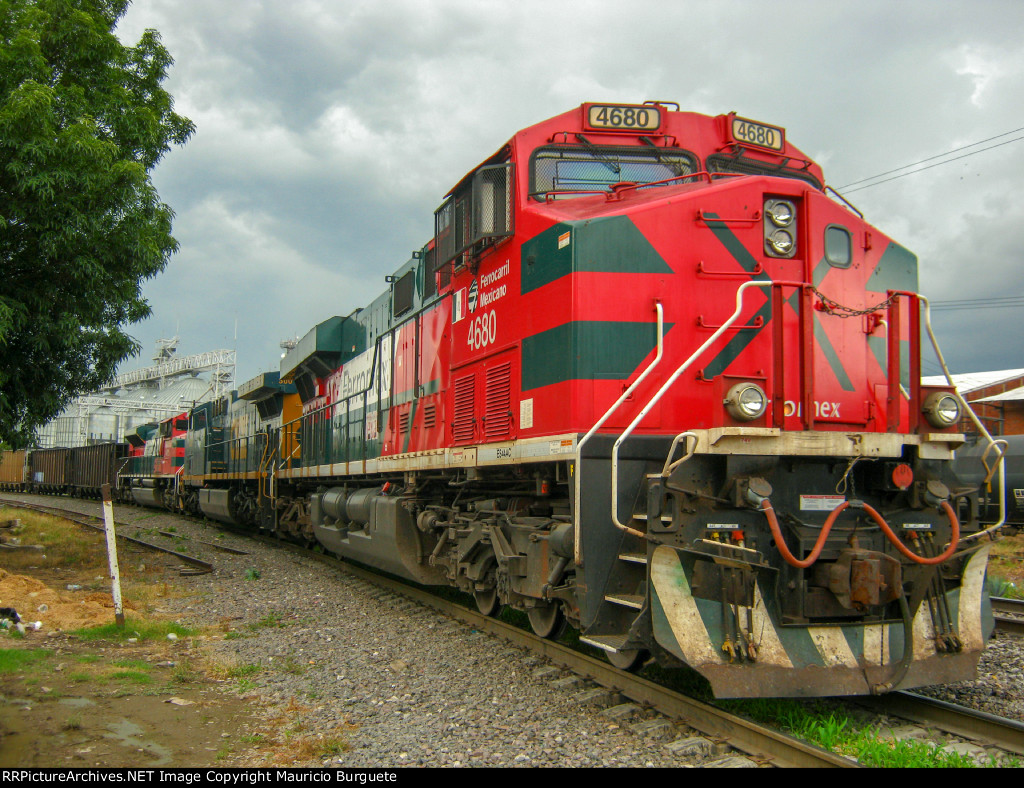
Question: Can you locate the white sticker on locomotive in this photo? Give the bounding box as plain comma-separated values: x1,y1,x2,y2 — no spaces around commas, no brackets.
1015,489,1024,501
453,287,466,323
799,495,845,511
901,523,933,530
706,523,741,530
520,398,534,429
558,231,571,250
549,439,573,455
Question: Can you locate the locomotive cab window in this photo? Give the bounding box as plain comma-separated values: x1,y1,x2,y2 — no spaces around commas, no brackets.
434,161,513,270
824,225,852,268
530,144,698,199
707,151,822,190
392,269,415,318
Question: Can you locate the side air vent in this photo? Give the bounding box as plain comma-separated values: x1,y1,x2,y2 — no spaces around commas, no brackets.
452,375,476,443
484,362,512,439
423,402,437,429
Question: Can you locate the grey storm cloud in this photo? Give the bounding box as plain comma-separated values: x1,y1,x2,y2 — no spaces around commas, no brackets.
115,0,1024,382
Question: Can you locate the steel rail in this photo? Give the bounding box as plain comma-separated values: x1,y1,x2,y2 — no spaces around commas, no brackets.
992,596,1024,615
861,691,1024,756
0,494,851,766
992,597,1024,636
0,497,214,574
995,616,1024,636
309,552,856,769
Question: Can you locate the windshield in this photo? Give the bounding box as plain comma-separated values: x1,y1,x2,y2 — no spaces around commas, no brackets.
530,144,699,199
707,152,822,189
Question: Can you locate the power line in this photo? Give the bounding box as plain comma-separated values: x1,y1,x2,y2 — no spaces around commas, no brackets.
840,135,1024,194
930,295,1024,312
837,126,1024,190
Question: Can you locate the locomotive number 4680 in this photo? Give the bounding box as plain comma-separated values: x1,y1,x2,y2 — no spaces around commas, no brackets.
467,310,497,350
731,116,785,151
587,104,661,131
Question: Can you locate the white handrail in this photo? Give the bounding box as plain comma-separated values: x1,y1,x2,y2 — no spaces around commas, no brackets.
917,294,1006,540
611,281,774,530
573,302,664,565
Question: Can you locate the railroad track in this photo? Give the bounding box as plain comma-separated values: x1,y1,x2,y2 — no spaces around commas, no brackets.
0,497,213,574
862,691,1024,756
0,493,850,768
993,596,1024,636
7,493,1024,766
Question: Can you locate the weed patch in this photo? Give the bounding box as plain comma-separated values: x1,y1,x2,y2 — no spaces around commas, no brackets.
0,648,52,674
72,618,196,642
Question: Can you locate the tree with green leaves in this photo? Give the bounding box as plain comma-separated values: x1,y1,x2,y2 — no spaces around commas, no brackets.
0,0,193,447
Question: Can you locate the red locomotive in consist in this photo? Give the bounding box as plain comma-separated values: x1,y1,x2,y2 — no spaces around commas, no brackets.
172,103,1004,696
122,411,188,508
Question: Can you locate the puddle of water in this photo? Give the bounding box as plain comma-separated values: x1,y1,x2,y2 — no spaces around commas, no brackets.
103,718,173,766
58,697,96,709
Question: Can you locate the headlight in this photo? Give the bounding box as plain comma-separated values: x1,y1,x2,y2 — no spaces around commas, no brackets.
725,383,767,421
922,392,961,428
767,229,794,255
765,199,795,227
764,198,797,257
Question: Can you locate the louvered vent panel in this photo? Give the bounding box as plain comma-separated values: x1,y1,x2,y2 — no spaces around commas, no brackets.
398,411,410,435
452,375,476,443
423,403,437,429
484,362,512,439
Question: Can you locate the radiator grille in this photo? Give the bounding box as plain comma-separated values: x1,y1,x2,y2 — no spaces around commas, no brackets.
484,362,512,439
398,410,410,435
452,375,476,443
423,402,437,429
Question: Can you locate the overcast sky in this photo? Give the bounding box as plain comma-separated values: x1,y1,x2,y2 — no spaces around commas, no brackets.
114,0,1024,386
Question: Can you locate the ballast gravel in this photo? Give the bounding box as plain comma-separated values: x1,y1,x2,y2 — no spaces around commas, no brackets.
8,493,1024,767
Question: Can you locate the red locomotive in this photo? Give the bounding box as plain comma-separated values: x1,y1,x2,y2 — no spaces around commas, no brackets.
55,102,1002,698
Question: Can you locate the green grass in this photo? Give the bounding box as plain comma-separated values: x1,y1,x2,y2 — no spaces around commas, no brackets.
987,573,1023,599
246,612,286,631
171,661,199,684
240,733,267,745
110,670,153,685
717,696,1008,767
0,648,52,674
226,663,262,678
71,618,196,642
281,658,306,676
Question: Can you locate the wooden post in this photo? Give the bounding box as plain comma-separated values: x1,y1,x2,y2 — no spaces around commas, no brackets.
100,484,125,628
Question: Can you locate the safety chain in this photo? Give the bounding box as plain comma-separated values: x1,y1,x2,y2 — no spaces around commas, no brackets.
812,286,898,318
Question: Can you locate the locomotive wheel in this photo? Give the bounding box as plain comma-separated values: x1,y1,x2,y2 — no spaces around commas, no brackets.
527,602,566,640
606,648,647,672
474,587,500,617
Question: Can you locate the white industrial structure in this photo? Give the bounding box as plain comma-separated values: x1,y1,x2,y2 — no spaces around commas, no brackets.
34,338,235,448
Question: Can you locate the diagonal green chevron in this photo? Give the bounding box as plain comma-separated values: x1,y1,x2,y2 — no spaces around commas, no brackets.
520,216,673,295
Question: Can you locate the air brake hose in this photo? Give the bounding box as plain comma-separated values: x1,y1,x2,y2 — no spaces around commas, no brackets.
759,497,961,569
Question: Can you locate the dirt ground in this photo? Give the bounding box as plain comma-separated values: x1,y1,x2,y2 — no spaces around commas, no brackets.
0,633,260,767
0,506,285,767
3,501,1023,768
